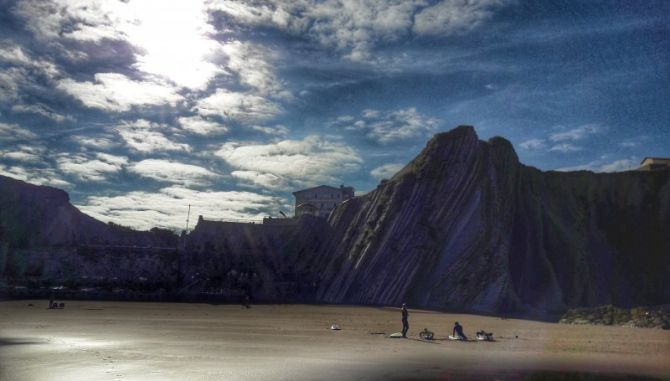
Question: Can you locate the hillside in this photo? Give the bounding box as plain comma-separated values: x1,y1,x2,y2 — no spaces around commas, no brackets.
0,175,177,248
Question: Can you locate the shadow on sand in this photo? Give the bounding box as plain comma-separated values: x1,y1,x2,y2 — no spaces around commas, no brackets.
0,337,46,347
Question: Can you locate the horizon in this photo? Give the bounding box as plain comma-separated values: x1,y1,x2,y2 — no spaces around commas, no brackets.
1,0,668,230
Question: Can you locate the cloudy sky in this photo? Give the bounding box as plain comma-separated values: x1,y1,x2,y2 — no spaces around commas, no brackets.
1,0,668,230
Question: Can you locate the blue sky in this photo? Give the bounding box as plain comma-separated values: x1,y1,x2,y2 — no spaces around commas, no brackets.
1,0,668,230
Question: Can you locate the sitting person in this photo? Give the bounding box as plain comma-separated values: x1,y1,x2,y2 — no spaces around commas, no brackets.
453,322,467,340
476,330,494,341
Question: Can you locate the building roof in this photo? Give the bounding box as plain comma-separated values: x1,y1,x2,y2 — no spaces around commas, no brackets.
292,185,342,195
640,157,670,165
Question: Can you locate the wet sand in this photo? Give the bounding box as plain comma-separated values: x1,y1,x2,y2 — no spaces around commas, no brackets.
0,300,668,381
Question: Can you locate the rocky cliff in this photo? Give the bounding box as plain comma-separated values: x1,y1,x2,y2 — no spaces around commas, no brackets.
1,126,668,317
315,126,670,317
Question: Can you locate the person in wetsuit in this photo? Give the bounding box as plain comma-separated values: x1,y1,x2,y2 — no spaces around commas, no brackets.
453,321,467,340
401,303,409,338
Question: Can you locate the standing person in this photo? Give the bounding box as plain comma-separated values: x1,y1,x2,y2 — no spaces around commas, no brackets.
401,303,409,338
453,321,467,340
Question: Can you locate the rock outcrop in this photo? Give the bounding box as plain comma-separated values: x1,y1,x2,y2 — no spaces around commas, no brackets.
559,305,670,329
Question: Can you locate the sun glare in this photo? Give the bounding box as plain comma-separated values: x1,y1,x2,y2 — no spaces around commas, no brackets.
122,0,221,90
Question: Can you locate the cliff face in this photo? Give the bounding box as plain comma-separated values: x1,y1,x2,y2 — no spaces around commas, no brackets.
315,126,670,316
1,126,668,316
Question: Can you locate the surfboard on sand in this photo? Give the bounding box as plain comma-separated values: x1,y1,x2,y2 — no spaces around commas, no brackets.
448,335,466,341
389,332,404,338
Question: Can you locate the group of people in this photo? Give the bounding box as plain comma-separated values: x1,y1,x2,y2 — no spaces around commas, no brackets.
400,303,468,340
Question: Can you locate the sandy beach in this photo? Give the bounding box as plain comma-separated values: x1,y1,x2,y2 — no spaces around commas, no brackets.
0,300,668,381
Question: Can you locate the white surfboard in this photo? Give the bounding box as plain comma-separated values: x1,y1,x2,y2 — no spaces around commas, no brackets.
389,332,404,338
448,335,465,341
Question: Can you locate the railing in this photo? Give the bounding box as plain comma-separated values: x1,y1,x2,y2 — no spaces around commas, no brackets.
200,217,265,224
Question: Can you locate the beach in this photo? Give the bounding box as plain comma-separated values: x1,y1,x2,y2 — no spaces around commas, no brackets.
1,300,668,381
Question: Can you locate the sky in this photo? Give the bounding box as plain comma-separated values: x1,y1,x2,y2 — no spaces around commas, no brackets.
0,0,668,230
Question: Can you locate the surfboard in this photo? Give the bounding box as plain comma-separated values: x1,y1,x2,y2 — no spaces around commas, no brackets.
389,332,404,338
448,335,465,341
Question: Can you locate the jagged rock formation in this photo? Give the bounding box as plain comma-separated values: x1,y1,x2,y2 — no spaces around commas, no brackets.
315,126,670,317
1,126,668,318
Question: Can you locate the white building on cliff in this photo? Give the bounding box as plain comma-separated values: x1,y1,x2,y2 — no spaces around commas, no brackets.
293,185,355,218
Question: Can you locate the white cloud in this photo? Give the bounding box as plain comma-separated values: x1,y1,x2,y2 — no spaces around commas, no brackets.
557,156,639,173
128,159,221,186
216,136,362,187
11,103,74,123
0,68,26,102
57,73,183,112
413,0,507,36
550,123,601,142
0,40,34,65
56,152,128,182
618,135,648,148
76,186,287,230
370,163,404,179
549,143,582,153
0,122,37,141
70,135,119,150
194,89,282,123
519,138,546,150
329,107,440,144
231,170,288,190
178,116,229,136
0,144,46,163
221,40,290,98
0,39,58,77
249,124,290,137
0,164,70,188
599,158,638,172
114,119,190,153
208,0,510,61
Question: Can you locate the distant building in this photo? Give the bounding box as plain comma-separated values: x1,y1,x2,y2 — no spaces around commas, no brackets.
638,157,670,171
293,185,355,218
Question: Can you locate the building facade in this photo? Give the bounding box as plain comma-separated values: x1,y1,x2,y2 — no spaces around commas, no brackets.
639,157,670,171
293,185,355,218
